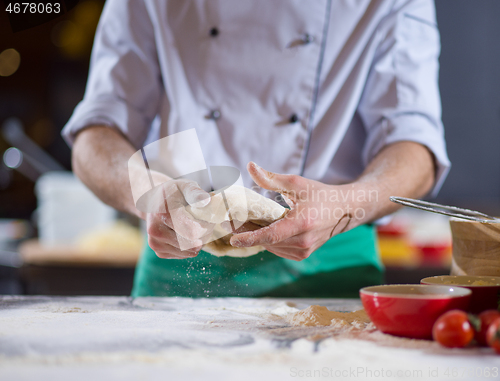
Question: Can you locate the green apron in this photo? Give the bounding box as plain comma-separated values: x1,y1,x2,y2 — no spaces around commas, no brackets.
131,225,383,298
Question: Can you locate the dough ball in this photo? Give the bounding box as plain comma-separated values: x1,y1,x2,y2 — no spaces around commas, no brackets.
186,186,288,257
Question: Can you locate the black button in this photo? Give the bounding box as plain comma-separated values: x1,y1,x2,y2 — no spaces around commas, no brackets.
303,33,314,44
209,27,219,37
289,114,299,123
206,109,221,120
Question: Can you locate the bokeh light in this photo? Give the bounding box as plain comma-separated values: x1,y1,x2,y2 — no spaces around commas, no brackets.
0,48,21,77
51,20,86,59
50,0,103,59
3,147,23,169
74,0,102,28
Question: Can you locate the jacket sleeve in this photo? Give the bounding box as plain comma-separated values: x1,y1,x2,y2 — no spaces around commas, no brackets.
62,0,162,149
358,0,450,196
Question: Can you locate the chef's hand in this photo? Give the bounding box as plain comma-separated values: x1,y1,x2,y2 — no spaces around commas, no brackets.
229,162,369,261
146,179,213,259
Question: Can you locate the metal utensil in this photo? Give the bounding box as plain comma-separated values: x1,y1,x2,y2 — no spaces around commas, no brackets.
389,196,500,223
2,118,65,173
3,147,40,181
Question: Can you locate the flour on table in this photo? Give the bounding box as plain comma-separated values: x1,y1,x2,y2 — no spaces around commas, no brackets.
286,305,371,330
186,185,288,257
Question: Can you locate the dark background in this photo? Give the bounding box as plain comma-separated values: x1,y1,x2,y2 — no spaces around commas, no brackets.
0,0,499,220
434,0,500,214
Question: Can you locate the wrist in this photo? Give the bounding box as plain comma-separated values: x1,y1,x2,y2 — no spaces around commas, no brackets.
326,183,379,226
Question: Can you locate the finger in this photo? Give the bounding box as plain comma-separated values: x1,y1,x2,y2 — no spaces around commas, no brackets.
155,212,174,230
263,227,332,250
229,209,304,247
147,219,179,246
147,212,174,237
148,214,205,251
154,248,199,259
177,180,211,207
164,184,213,236
168,206,209,242
153,248,196,259
262,246,308,261
149,233,201,253
148,237,200,258
265,239,320,260
247,162,304,197
151,211,212,238
174,232,205,251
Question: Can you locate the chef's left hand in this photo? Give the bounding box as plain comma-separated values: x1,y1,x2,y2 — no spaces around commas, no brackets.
229,162,370,261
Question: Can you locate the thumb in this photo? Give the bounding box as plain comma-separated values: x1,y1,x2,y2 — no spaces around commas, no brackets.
177,180,211,207
247,162,302,195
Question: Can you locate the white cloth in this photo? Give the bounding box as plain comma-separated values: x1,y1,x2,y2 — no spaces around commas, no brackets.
62,0,450,196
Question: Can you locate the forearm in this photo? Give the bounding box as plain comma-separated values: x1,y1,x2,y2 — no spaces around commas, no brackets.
72,126,154,220
229,142,435,259
354,141,435,223
72,125,213,258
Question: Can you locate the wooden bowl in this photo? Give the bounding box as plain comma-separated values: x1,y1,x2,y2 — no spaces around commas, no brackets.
449,218,500,277
421,275,500,313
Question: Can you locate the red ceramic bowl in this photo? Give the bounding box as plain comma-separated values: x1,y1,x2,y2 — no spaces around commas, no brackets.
360,284,471,339
421,276,500,314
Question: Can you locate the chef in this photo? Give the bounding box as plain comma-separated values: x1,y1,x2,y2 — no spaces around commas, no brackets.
63,0,450,297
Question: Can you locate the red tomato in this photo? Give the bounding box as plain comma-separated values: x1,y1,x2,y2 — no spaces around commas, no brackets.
486,317,500,354
432,310,474,348
476,310,500,346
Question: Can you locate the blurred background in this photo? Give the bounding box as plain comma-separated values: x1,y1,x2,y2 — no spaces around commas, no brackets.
0,0,499,295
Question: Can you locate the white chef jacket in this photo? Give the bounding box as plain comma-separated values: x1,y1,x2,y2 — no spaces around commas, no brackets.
63,0,450,196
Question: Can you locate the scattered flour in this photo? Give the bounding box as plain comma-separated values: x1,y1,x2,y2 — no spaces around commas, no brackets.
286,305,370,330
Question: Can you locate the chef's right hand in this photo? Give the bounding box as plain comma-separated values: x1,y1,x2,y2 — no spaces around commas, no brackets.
145,179,212,259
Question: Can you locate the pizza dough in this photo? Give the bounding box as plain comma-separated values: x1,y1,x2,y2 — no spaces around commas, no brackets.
186,186,288,257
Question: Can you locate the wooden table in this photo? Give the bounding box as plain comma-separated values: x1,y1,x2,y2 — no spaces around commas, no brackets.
19,239,140,267
17,240,139,295
0,296,498,381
